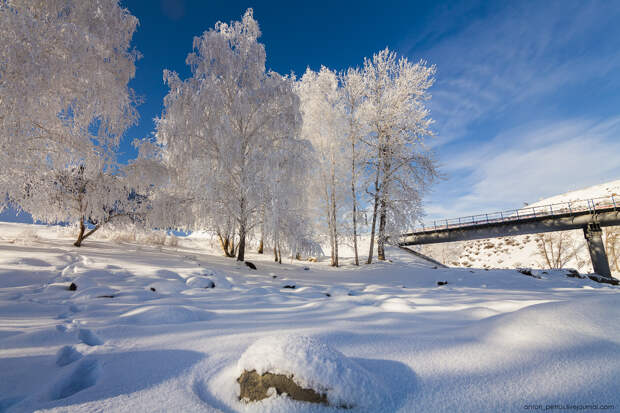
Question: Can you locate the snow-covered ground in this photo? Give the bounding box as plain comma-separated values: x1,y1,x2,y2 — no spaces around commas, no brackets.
0,222,618,412
420,179,620,275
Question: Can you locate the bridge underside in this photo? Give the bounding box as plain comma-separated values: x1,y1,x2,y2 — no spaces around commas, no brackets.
400,210,620,278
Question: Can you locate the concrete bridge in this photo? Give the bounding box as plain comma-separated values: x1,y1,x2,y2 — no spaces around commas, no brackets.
400,196,620,278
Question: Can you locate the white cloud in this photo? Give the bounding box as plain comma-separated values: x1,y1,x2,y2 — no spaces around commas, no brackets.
424,118,620,220
404,1,620,223
407,1,620,146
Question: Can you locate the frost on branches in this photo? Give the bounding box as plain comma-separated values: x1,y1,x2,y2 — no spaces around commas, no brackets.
0,3,439,260
296,50,438,265
155,9,310,261
360,49,438,263
0,0,142,246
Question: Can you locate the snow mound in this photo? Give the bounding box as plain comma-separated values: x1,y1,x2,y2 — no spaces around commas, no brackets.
12,257,52,267
478,294,620,348
186,276,215,288
118,305,214,325
236,335,388,408
194,268,233,289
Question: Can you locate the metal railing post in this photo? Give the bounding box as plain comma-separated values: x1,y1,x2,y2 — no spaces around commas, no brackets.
532,207,536,218
486,213,489,224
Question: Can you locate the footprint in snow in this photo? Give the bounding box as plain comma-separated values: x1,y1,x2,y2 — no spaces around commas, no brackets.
78,329,103,346
48,358,100,400
56,345,83,367
57,304,81,319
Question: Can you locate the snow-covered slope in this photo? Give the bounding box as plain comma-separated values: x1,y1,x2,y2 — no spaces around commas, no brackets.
0,222,618,412
421,179,620,275
528,179,620,207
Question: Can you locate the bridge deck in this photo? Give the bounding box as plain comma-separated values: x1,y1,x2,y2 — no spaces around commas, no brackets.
401,196,620,245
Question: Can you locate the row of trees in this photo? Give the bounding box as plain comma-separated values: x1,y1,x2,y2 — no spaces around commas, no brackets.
0,4,438,264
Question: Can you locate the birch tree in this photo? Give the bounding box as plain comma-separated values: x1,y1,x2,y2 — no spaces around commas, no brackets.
298,67,347,267
0,0,140,244
156,9,302,261
361,48,437,263
340,68,367,265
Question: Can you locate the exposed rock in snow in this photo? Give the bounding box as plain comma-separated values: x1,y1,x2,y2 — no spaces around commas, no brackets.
236,335,388,409
237,370,328,405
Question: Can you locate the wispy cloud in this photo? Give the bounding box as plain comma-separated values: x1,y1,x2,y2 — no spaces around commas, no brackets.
402,1,620,220
425,117,620,220
406,1,620,146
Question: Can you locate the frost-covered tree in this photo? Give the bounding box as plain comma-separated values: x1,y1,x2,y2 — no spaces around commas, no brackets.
0,0,140,243
16,157,151,246
340,67,367,266
262,135,314,263
156,9,302,261
361,48,437,263
297,67,348,267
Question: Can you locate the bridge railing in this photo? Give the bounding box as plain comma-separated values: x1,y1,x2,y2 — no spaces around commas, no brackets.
412,195,618,234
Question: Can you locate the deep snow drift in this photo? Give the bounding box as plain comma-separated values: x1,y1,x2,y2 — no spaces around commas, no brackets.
0,222,618,412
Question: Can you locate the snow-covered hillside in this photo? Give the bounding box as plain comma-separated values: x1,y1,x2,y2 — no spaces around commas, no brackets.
0,222,618,412
421,180,620,275
528,179,620,207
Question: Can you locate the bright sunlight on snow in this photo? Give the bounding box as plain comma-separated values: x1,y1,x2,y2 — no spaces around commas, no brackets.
0,223,618,412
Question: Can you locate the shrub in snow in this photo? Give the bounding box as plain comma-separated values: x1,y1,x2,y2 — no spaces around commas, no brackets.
236,335,387,408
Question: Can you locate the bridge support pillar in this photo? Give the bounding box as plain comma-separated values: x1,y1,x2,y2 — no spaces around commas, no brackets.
583,223,611,277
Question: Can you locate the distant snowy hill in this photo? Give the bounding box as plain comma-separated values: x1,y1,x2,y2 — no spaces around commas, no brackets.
528,179,620,207
420,179,620,275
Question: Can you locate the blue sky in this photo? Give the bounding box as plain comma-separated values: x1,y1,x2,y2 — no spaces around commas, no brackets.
120,0,620,222
4,0,619,224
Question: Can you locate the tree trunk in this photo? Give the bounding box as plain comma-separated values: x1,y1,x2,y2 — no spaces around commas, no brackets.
229,236,236,258
331,205,339,267
324,188,335,267
74,219,86,247
217,232,233,257
237,222,246,262
277,242,282,264
351,135,359,265
377,198,387,260
274,246,278,262
237,197,247,262
367,165,381,264
351,176,359,265
257,207,265,254
74,218,103,247
330,156,339,267
377,145,391,261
